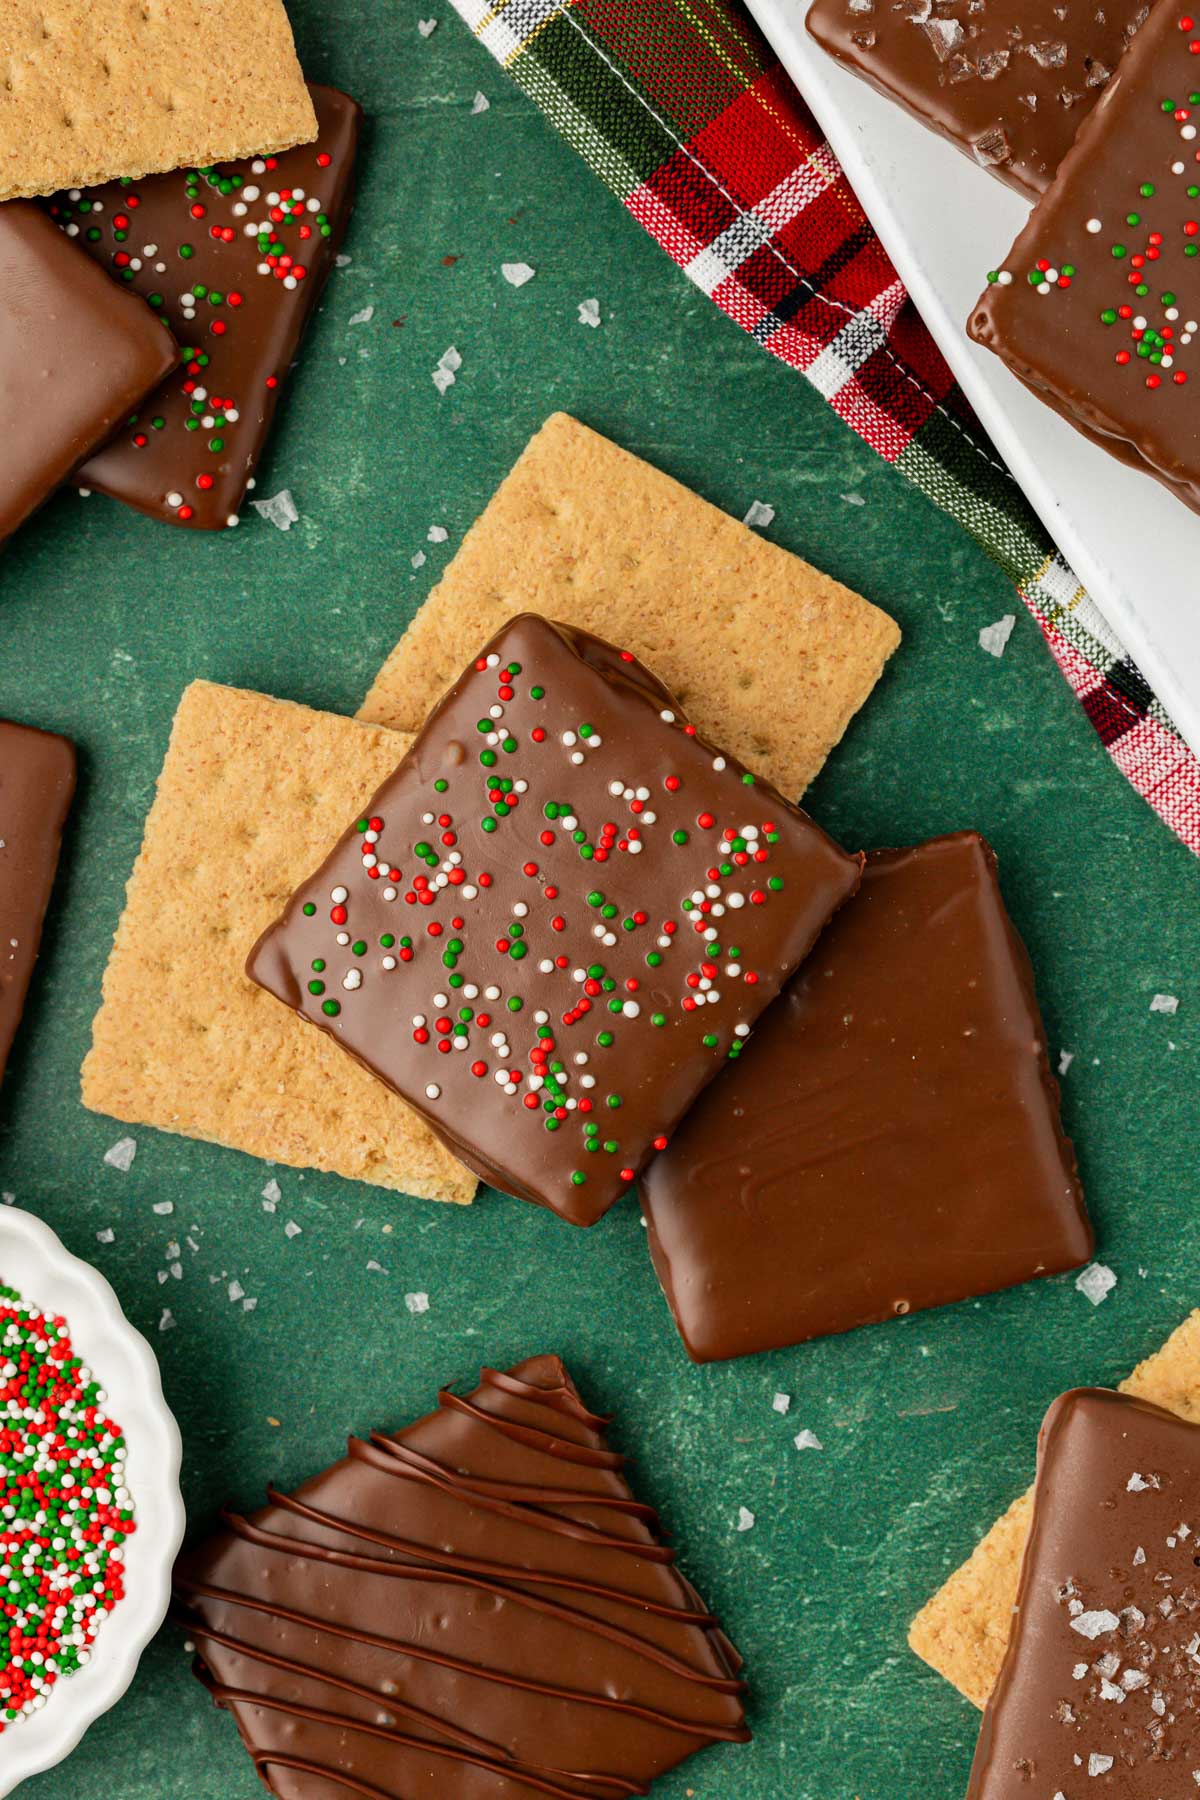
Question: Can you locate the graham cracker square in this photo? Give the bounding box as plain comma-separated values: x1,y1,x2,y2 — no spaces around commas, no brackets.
81,681,475,1206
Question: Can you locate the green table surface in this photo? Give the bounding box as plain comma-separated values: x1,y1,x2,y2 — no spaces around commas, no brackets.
2,6,1198,1797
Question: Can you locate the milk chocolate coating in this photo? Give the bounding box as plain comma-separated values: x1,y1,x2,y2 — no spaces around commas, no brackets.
970,0,1200,513
806,0,1147,198
44,84,360,530
175,1354,750,1799
641,834,1091,1362
248,614,862,1226
0,721,76,1082
968,1388,1200,1796
0,202,177,545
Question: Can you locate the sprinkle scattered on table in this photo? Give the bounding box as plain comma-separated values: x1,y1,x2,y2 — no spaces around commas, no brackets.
979,615,1017,658
1075,1262,1117,1306
103,1136,137,1172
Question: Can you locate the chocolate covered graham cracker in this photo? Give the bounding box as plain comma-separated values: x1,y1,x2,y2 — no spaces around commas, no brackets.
0,721,75,1082
910,1308,1200,1707
967,1389,1200,1796
175,1354,750,1800
250,615,863,1226
45,84,360,530
82,683,474,1206
0,0,315,202
0,202,178,544
641,833,1091,1362
807,0,1148,198
970,0,1200,512
359,413,901,800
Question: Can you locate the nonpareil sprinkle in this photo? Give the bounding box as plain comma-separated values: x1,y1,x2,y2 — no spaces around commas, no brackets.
0,1283,135,1730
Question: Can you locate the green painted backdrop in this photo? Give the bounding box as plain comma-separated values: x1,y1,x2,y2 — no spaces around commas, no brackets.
2,5,1198,1796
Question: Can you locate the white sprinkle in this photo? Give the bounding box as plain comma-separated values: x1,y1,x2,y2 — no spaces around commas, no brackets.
1070,1608,1120,1639
425,1083,441,1100
284,1221,302,1240
1150,993,1179,1014
1076,1262,1117,1306
577,296,602,328
794,1429,824,1452
343,969,363,991
104,1136,137,1172
405,1291,430,1315
772,1392,791,1414
502,261,536,288
471,90,490,113
418,16,437,35
735,1506,756,1532
743,499,776,530
250,489,299,532
1086,216,1102,232
979,613,1017,657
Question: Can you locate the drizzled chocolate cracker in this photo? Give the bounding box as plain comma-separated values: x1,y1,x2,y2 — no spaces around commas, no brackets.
248,614,861,1225
175,1355,750,1799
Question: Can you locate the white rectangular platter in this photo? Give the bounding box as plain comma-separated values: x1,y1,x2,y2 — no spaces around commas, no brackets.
747,0,1200,762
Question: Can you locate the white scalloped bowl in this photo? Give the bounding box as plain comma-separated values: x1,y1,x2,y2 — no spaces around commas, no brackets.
0,1206,184,1795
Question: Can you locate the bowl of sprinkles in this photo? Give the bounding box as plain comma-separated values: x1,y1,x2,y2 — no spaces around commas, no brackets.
0,1205,182,1794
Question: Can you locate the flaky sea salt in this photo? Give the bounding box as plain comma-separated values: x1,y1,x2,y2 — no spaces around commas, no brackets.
502,262,536,288
743,500,776,530
432,346,461,394
284,1221,302,1240
471,91,490,114
104,1136,137,1172
794,1429,823,1451
250,489,299,532
736,1506,755,1532
979,614,1016,657
1076,1262,1117,1305
1150,993,1180,1014
577,297,602,327
349,305,374,326
1070,1609,1120,1639
773,1392,791,1415
405,1291,430,1315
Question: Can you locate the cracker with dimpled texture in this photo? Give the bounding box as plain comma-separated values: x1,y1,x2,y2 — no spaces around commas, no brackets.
0,0,315,201
81,682,475,1206
909,1308,1200,1705
359,414,900,798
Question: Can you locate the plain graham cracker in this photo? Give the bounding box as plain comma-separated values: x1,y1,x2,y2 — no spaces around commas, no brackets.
359,413,901,798
81,681,475,1207
0,1,316,201
909,1308,1200,1707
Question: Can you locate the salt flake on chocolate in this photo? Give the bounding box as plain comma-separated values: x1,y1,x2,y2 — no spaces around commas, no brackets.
1070,1608,1120,1639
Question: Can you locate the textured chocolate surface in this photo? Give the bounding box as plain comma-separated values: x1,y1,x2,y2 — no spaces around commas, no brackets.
0,201,177,545
807,0,1147,197
0,721,76,1082
248,614,861,1226
970,0,1200,511
175,1354,750,1799
44,84,359,531
641,833,1090,1362
968,1388,1200,1795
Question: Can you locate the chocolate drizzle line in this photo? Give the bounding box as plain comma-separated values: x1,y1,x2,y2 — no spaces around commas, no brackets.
175,1356,749,1799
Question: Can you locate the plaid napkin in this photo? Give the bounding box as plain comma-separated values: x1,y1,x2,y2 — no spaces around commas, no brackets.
449,0,1200,854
